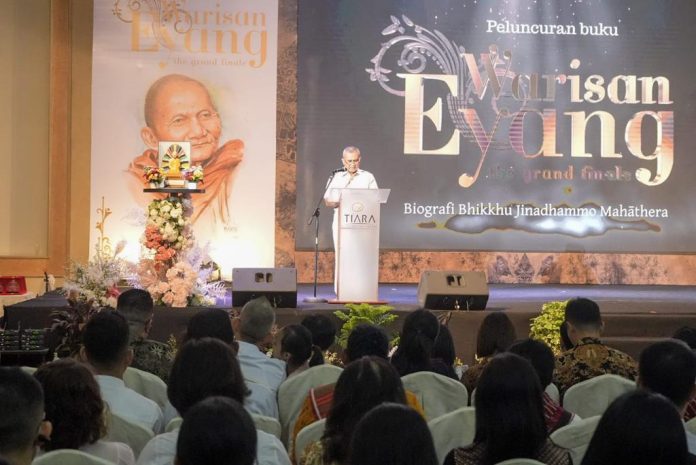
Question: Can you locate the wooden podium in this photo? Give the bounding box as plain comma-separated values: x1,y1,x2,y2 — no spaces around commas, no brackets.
330,188,390,302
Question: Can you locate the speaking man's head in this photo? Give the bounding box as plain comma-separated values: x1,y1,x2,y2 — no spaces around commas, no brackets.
141,74,222,164
341,146,361,175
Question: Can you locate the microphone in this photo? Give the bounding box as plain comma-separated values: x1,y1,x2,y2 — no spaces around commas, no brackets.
332,167,346,173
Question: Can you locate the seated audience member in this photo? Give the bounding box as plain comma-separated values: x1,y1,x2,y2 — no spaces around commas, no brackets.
638,339,696,456
559,320,574,352
273,324,322,377
508,339,577,433
0,367,52,465
34,359,135,465
392,309,456,379
462,312,516,392
581,390,690,465
183,308,237,348
117,289,175,383
292,324,425,454
176,397,257,465
300,357,408,465
432,324,459,379
82,309,164,433
350,403,438,465
452,353,570,465
137,338,290,465
674,327,696,421
553,297,637,396
301,314,337,366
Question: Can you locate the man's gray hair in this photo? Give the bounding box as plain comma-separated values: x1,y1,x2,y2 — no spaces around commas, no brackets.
342,146,361,158
239,296,275,342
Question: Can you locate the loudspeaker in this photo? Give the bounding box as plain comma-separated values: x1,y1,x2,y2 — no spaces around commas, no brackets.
232,268,297,308
417,270,489,310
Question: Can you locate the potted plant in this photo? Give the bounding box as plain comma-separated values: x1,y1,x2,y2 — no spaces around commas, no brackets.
529,300,568,354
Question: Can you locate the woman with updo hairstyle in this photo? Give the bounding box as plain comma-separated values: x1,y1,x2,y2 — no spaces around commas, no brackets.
34,359,135,465
391,309,455,378
273,324,323,377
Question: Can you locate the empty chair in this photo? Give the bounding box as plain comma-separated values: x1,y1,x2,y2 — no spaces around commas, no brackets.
294,419,326,464
401,371,469,420
33,449,116,465
549,416,601,465
562,374,635,418
428,407,476,465
252,413,282,439
123,366,168,409
105,411,155,457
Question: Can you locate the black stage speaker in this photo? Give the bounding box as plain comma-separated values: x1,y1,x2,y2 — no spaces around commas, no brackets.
232,268,297,308
417,270,489,310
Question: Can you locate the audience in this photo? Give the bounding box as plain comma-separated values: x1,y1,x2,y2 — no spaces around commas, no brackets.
301,314,337,365
34,359,135,465
175,397,257,465
462,312,516,392
432,324,459,379
559,320,573,352
638,339,696,456
553,297,637,396
137,337,290,465
184,308,236,348
452,353,570,465
674,327,696,421
350,403,438,465
581,390,690,465
508,339,577,433
117,289,175,382
0,367,51,465
273,324,322,377
300,356,408,465
391,309,456,379
81,309,164,433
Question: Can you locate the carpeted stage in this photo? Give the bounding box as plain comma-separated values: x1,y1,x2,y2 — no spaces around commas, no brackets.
4,284,696,365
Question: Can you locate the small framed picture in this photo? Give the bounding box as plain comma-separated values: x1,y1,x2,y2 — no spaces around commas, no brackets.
158,141,191,177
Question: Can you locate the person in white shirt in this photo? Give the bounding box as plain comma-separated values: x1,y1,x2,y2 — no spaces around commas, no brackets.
232,296,286,417
81,310,164,434
137,338,290,465
323,146,378,293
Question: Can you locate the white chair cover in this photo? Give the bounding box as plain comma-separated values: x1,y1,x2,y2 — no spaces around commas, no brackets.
278,364,343,446
105,410,155,457
494,459,547,465
33,449,116,465
562,374,635,418
401,371,469,420
252,413,282,439
428,407,476,465
545,383,560,403
549,415,601,465
686,417,696,435
294,418,327,464
165,417,183,433
123,366,168,409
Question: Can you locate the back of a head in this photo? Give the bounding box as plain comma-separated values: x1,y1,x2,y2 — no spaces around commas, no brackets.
475,353,546,464
176,396,256,465
391,309,439,376
476,312,516,358
239,296,275,343
639,339,696,408
559,320,574,351
508,339,555,388
168,338,249,416
117,289,154,343
0,367,44,457
432,324,456,367
185,308,235,345
301,314,337,351
350,403,438,465
673,326,696,350
582,390,689,465
564,297,602,331
279,324,321,367
346,324,389,362
324,357,407,464
82,309,130,370
34,359,104,450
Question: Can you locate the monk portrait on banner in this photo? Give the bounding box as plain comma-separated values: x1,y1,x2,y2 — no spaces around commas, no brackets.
127,73,244,224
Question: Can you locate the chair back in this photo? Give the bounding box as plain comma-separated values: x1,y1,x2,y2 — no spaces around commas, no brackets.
123,366,169,409
278,364,342,446
494,459,547,465
165,417,183,433
33,449,115,465
105,411,155,457
562,374,635,418
549,415,601,465
294,419,327,464
545,383,560,403
428,407,476,465
252,413,282,438
686,417,696,436
401,371,469,420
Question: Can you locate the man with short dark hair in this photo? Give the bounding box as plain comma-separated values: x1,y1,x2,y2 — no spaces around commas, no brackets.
81,310,163,433
553,297,637,396
639,339,696,455
0,368,52,465
117,288,175,382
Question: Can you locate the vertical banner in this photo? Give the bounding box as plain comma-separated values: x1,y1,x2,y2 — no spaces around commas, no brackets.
91,0,278,278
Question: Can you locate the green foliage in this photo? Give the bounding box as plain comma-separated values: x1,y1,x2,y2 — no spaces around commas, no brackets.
334,303,397,349
529,300,568,354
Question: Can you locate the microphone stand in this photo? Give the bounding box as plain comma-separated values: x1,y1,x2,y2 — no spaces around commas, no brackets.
304,171,340,303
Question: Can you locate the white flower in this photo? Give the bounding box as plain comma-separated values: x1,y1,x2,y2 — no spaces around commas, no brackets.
170,209,180,219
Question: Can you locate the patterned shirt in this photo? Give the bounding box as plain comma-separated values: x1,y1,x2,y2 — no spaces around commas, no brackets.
130,338,176,383
553,337,638,396
454,440,571,465
461,356,491,394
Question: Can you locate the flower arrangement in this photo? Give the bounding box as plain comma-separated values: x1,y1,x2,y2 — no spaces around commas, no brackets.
62,242,126,308
142,198,191,264
143,166,164,185
182,165,204,184
529,300,568,354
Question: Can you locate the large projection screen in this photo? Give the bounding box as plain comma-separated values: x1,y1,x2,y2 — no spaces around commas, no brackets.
296,0,695,254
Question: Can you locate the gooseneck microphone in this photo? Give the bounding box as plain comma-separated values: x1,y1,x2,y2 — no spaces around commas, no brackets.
332,167,347,173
